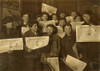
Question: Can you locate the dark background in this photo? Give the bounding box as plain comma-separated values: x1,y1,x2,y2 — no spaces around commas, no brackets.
0,0,100,29
21,0,100,22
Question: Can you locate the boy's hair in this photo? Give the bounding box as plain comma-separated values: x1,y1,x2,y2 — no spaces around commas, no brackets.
63,24,73,33
3,16,13,24
83,10,93,16
41,12,49,17
46,24,58,34
74,15,84,21
58,18,67,25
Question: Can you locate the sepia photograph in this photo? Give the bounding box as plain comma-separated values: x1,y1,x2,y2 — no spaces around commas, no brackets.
0,0,100,71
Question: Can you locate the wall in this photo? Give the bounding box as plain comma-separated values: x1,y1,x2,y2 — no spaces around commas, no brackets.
21,0,100,23
0,1,1,30
21,0,78,17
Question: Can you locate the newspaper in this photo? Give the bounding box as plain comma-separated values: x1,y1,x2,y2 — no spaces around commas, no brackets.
76,25,100,42
25,36,49,50
70,22,84,31
47,57,60,71
64,55,87,71
42,3,57,15
66,16,74,23
0,38,23,53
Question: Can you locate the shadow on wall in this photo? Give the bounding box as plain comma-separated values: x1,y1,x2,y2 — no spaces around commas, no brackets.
97,5,100,24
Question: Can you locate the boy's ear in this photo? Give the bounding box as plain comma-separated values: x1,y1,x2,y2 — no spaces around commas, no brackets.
22,17,23,20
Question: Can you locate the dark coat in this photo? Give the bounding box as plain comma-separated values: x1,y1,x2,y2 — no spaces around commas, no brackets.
23,30,42,71
59,34,76,71
1,27,20,39
23,30,41,59
40,34,61,71
60,34,76,58
77,42,99,71
42,34,61,57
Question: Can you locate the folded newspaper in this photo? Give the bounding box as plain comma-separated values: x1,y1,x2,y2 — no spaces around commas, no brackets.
46,57,60,71
62,55,87,71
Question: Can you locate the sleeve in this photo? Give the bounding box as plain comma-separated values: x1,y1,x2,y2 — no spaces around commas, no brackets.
22,31,29,51
60,38,66,59
50,35,61,56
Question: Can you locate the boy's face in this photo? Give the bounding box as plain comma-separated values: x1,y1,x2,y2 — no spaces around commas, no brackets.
22,14,29,23
37,17,41,22
83,14,90,22
59,20,66,27
60,13,65,18
31,24,38,32
41,14,48,21
52,15,57,20
46,26,54,35
71,12,77,17
5,22,13,29
64,26,71,35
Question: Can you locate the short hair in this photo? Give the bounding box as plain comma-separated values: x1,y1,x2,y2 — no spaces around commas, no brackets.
3,16,13,24
74,15,84,21
35,15,41,19
83,10,93,16
51,13,58,18
46,24,58,34
63,24,73,33
21,13,29,17
58,18,67,25
41,12,49,17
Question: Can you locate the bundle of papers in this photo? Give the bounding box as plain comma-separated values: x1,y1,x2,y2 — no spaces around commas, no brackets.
42,3,57,15
0,38,23,53
76,25,100,42
25,36,49,50
63,55,87,71
47,57,60,71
